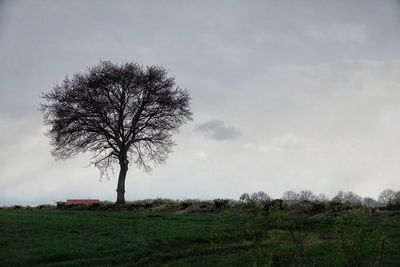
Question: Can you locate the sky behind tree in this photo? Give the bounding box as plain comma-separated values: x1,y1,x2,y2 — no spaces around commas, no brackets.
1,0,400,205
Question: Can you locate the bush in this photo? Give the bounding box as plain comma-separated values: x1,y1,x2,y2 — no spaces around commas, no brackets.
386,203,400,210
310,202,326,213
179,201,191,209
333,215,386,267
329,201,350,213
89,203,101,209
36,205,55,210
152,198,178,206
213,199,229,209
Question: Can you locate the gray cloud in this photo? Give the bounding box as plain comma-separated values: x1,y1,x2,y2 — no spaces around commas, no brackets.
194,119,241,140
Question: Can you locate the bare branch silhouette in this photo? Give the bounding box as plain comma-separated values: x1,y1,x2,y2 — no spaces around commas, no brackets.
41,61,192,204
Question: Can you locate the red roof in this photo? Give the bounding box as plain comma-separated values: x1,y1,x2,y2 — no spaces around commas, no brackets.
66,199,100,205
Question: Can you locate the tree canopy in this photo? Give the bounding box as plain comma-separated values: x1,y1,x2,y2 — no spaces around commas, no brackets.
41,61,192,203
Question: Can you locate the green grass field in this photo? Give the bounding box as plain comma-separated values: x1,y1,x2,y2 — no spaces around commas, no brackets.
1,209,399,266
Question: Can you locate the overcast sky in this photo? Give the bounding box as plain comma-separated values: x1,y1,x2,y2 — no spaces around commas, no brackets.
1,0,400,205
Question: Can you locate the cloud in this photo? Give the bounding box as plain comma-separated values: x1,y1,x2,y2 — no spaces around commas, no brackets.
194,119,241,141
195,151,207,159
306,22,367,44
2,1,400,204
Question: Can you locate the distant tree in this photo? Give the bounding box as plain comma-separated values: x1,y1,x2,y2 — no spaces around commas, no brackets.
299,190,315,201
331,190,344,203
282,190,300,201
250,191,272,205
346,191,362,206
315,193,329,202
239,193,251,204
378,189,397,205
332,191,362,206
395,191,400,204
239,191,272,206
362,197,378,208
41,61,192,204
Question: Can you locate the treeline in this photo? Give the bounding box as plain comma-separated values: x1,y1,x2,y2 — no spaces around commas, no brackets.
240,188,400,209
3,188,399,213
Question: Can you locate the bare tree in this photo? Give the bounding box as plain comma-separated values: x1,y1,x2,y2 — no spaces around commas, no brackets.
315,193,329,203
282,190,300,201
362,197,378,208
298,190,315,201
331,191,344,203
332,190,362,206
250,191,272,205
378,189,397,205
395,191,400,205
41,61,192,204
239,193,251,204
239,191,272,205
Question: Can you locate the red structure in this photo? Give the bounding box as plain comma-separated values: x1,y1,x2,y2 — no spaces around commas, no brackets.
66,199,100,205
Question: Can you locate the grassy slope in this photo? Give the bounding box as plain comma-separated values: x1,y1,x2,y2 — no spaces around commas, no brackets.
0,209,399,266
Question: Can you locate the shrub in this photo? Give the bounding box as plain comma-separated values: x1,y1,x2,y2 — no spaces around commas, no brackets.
386,202,400,210
152,198,178,206
213,199,229,209
329,200,350,213
89,203,101,209
310,202,326,214
333,215,386,267
266,210,311,266
36,205,55,210
179,201,191,209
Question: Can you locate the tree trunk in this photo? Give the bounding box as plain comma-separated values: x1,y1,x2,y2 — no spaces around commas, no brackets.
116,158,129,205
